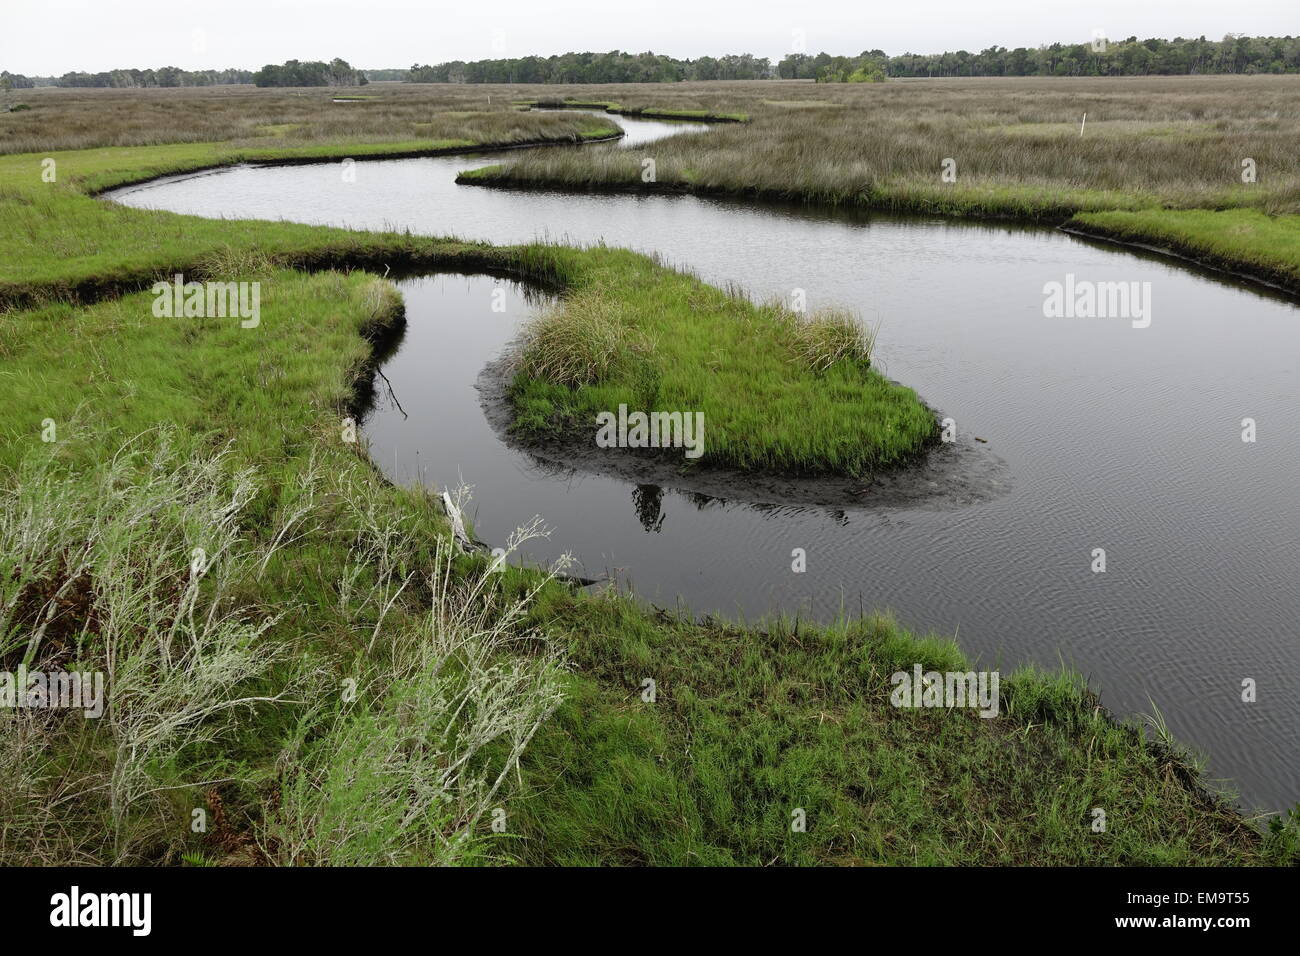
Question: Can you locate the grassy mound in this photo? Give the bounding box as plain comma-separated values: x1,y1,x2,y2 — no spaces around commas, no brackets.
508,251,936,475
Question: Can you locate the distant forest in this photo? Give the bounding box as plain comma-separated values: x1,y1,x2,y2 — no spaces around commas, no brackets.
409,35,1300,83
252,59,367,87
6,34,1300,90
2,67,254,89
0,58,368,89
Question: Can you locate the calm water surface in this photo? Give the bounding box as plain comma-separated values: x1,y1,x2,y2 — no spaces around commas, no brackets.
110,114,1300,813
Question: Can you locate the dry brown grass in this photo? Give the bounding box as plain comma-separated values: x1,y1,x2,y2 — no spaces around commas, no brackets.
0,82,611,154
469,75,1300,215
14,77,1299,217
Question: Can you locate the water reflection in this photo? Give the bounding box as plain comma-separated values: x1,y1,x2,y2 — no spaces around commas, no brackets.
632,484,666,533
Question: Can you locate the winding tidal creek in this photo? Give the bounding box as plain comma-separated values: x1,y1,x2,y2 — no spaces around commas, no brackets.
109,112,1300,814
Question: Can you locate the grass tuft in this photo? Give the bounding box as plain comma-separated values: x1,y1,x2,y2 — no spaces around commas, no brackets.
789,305,879,372
516,290,651,388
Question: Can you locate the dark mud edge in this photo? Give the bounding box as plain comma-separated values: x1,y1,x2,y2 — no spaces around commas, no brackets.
454,172,1092,224
1060,220,1300,300
456,170,1300,303
476,353,1011,511
526,101,747,123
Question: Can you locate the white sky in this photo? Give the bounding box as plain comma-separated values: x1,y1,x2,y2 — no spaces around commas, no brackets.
2,0,1296,75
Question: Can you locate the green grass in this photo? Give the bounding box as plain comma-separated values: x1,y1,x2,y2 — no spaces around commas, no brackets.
2,85,1296,866
0,265,575,865
0,118,619,300
0,125,616,302
1067,207,1300,291
509,255,935,474
0,266,397,469
2,130,935,478
511,593,1291,865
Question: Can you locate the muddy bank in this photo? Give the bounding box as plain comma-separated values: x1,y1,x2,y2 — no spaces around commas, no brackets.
527,101,747,123
1059,222,1300,300
476,354,1011,511
453,170,1094,225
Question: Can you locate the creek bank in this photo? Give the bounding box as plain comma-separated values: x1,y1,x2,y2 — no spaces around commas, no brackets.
457,170,1300,302
1060,220,1300,300
454,167,1087,224
525,100,748,123
94,130,624,197
476,353,1010,511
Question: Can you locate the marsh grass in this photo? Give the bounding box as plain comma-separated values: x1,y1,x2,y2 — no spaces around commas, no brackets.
0,84,620,155
259,482,569,866
464,75,1300,217
510,591,1296,865
3,85,1294,866
787,305,879,371
510,258,935,474
1067,206,1300,289
0,427,571,865
515,290,650,387
0,431,297,864
5,148,661,312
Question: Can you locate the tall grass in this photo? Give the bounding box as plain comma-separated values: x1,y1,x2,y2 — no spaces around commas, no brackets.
0,430,572,866
462,75,1300,216
515,290,650,387
260,479,569,866
0,431,296,863
787,305,879,371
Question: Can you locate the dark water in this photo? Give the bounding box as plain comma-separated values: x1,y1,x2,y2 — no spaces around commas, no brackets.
110,114,1300,814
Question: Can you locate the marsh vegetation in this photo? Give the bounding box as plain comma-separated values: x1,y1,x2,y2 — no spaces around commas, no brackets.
468,76,1300,217
3,78,1298,866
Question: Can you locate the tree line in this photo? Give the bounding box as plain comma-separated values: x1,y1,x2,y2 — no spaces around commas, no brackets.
0,58,367,89
786,35,1300,79
409,35,1300,84
7,34,1299,90
252,58,368,87
3,67,255,88
408,51,770,84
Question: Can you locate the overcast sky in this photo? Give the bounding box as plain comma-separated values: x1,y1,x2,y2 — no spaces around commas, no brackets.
3,0,1296,75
